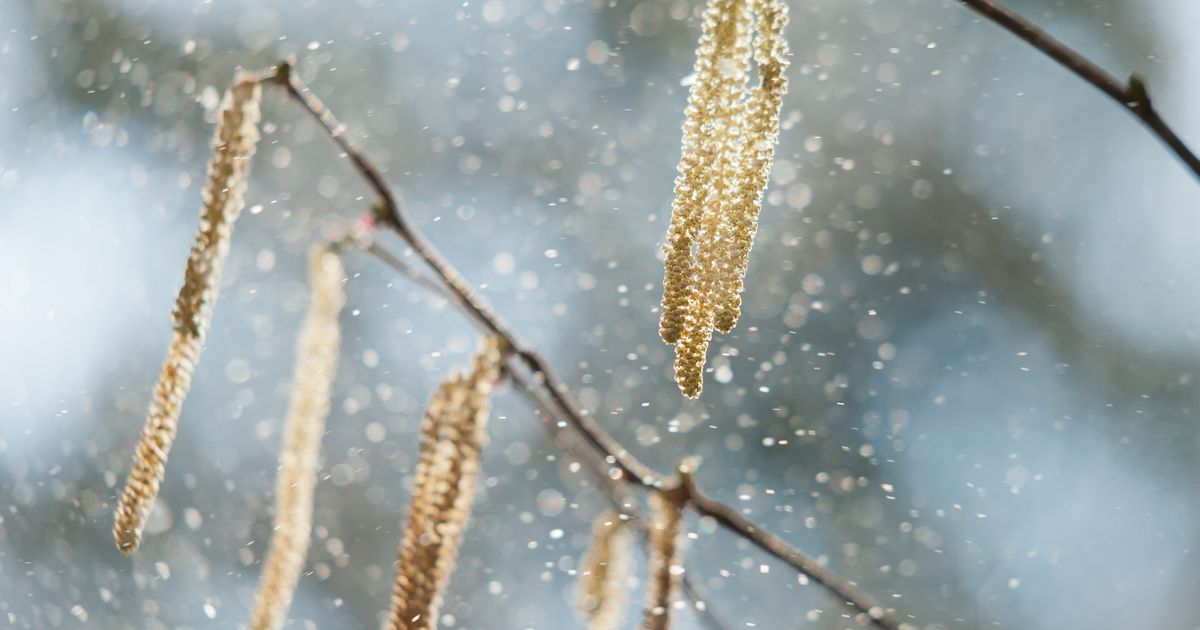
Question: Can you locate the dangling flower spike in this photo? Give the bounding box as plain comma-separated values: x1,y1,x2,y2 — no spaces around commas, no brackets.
248,246,346,630
114,71,262,554
659,0,790,398
385,337,505,630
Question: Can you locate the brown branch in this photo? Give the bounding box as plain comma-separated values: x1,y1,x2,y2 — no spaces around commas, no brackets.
682,476,903,630
269,62,658,489
263,61,905,629
362,238,454,303
957,0,1200,181
506,368,730,630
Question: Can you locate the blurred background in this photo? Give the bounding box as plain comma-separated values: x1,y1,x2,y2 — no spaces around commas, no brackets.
3,0,1200,627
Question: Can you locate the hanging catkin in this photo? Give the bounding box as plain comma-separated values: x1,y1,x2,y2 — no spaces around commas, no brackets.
113,71,262,554
659,0,790,398
385,337,505,630
248,247,346,630
673,0,755,399
642,486,688,630
576,511,634,630
659,0,750,346
712,0,790,334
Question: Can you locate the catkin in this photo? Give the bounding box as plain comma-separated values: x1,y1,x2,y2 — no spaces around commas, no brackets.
576,512,634,630
659,0,749,346
660,0,789,398
712,0,790,333
248,247,346,630
385,337,504,630
673,0,755,398
113,72,262,554
642,487,688,630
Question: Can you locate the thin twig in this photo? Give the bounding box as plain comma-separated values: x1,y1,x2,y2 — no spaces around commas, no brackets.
682,476,903,630
269,62,657,489
957,0,1200,180
264,60,904,629
363,239,455,303
507,367,730,630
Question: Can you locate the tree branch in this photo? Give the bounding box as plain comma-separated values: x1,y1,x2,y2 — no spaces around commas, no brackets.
271,62,658,489
506,367,730,630
264,62,907,629
682,476,903,630
957,0,1200,180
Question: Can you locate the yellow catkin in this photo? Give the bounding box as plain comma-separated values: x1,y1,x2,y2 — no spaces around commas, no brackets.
675,0,755,396
576,511,634,630
113,72,262,555
385,337,504,630
642,486,688,630
659,0,749,346
248,247,346,630
665,0,789,398
712,0,790,333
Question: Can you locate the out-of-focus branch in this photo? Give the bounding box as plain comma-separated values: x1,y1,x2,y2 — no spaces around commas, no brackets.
506,368,730,630
264,61,907,629
682,475,903,630
958,0,1200,181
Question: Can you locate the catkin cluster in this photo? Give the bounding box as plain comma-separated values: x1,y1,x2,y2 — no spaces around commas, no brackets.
642,485,689,630
113,72,262,554
660,0,790,398
576,512,634,630
385,337,505,630
248,247,346,630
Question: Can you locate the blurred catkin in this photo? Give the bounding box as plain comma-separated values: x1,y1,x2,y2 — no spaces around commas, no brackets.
248,247,345,630
113,72,262,554
642,486,688,630
385,337,504,630
576,512,634,630
660,0,789,398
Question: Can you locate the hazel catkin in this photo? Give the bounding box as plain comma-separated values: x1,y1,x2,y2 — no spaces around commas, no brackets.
641,485,688,630
658,0,790,398
384,337,505,630
248,246,346,630
576,511,634,630
113,72,262,554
